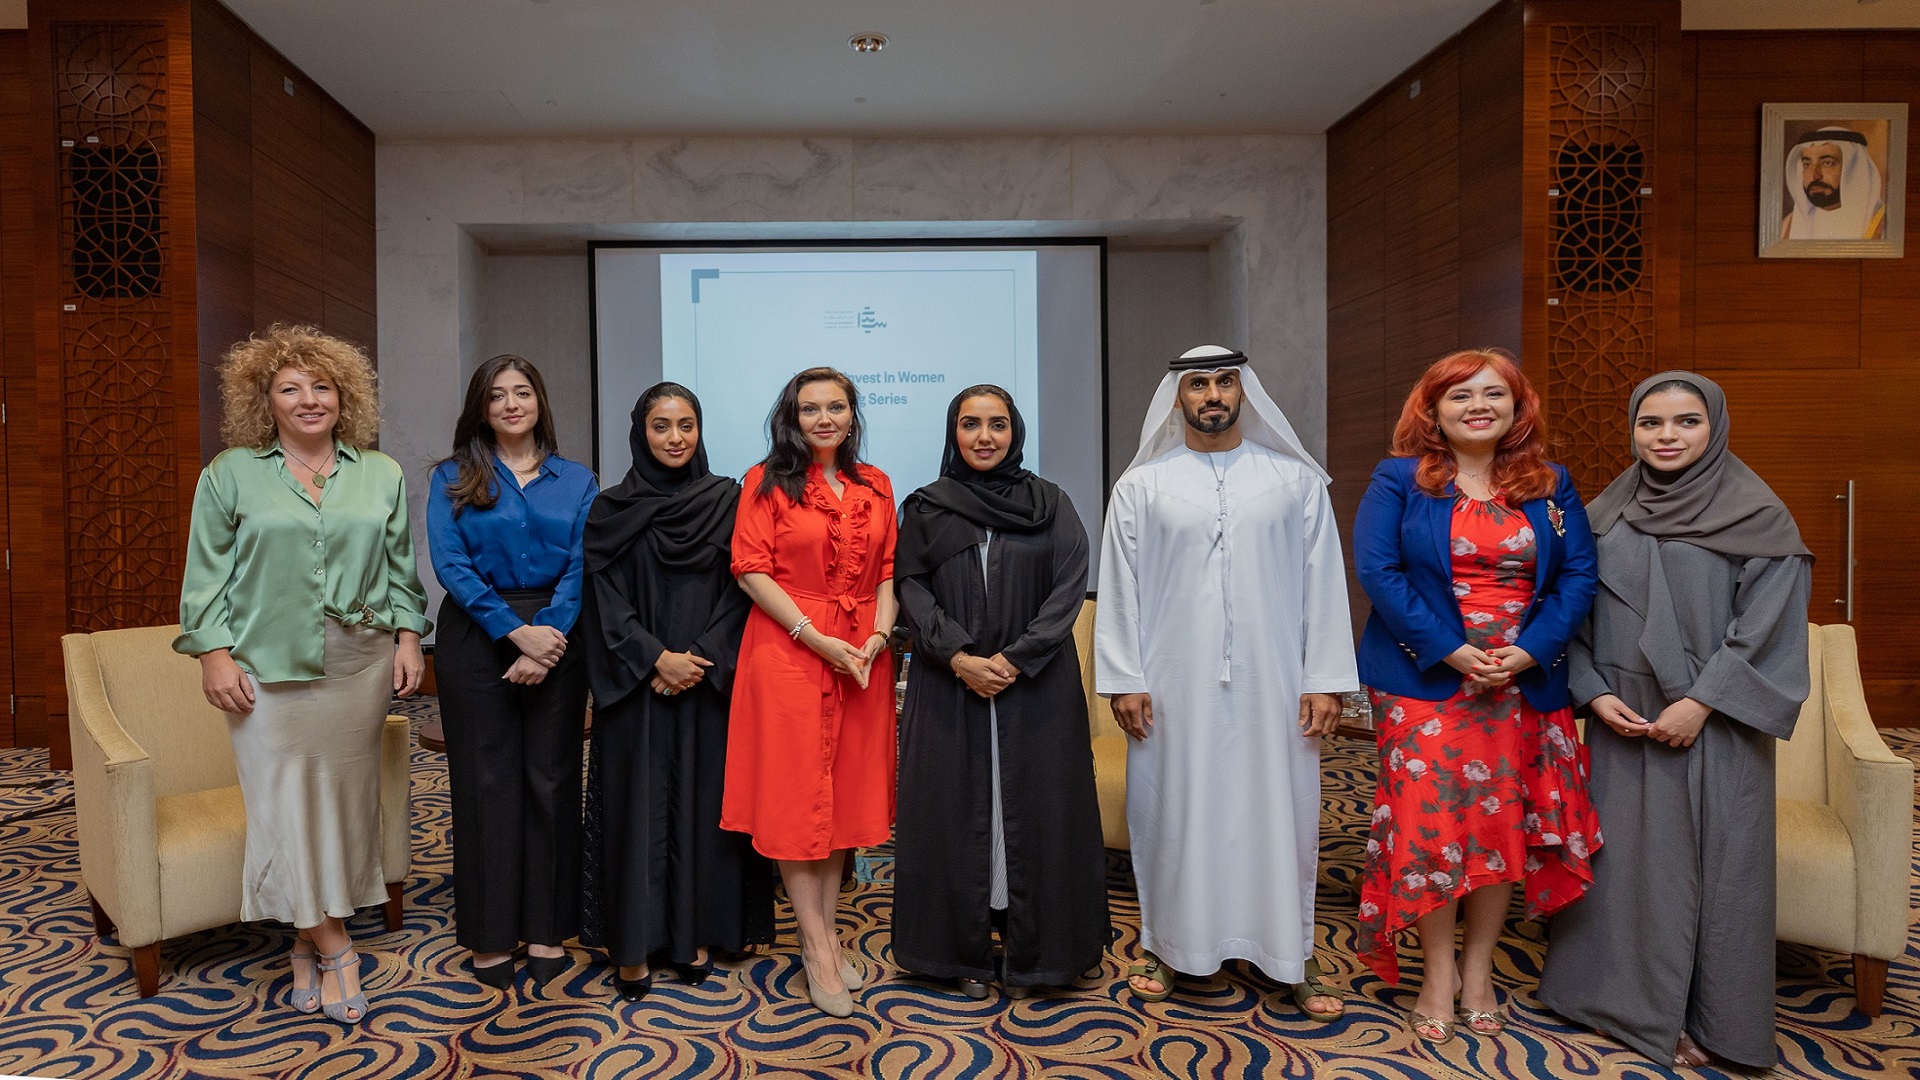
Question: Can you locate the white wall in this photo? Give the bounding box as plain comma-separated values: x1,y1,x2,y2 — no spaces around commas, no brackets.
378,134,1327,609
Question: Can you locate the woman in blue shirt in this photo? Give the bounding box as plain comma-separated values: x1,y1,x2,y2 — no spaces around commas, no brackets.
428,354,598,990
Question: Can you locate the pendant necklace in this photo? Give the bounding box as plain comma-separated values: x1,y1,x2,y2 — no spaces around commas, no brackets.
285,446,336,488
502,451,544,483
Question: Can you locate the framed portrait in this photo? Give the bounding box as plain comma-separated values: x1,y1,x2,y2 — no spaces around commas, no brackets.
1759,102,1907,258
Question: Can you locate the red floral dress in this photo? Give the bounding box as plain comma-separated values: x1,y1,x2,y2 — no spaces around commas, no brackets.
1357,494,1601,983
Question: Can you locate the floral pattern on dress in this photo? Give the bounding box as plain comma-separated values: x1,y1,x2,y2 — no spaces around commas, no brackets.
1357,495,1602,984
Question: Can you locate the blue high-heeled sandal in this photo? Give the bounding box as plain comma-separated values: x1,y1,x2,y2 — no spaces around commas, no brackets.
317,945,369,1025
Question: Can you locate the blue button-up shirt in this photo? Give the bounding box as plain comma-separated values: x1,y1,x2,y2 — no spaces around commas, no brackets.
427,455,598,640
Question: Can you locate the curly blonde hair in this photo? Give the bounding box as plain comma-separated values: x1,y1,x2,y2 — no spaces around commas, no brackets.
219,325,380,449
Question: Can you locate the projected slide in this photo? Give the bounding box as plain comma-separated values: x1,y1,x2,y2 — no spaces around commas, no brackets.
659,250,1040,498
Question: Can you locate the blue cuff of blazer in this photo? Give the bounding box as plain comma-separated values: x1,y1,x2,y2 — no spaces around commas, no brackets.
1412,633,1467,671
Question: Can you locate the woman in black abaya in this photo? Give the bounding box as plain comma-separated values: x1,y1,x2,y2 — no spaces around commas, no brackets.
579,383,772,1001
893,384,1108,999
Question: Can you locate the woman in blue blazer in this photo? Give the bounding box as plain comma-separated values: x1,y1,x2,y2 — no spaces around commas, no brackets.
1350,349,1600,1044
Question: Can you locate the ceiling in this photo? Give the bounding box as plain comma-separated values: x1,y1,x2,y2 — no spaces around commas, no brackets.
217,0,1503,139
205,1,1920,141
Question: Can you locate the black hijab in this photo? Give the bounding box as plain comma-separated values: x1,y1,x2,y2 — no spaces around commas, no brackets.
896,387,1061,578
583,385,739,574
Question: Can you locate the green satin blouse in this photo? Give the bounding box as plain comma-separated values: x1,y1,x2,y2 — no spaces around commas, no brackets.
173,441,432,683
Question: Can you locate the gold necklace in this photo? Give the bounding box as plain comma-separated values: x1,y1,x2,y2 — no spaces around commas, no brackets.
284,447,336,487
501,450,545,476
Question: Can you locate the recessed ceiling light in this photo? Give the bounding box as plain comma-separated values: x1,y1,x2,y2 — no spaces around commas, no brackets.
849,32,888,53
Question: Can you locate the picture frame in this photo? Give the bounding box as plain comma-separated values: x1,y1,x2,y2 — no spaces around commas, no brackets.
1759,102,1907,259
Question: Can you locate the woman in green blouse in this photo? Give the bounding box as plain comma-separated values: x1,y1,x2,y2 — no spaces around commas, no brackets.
175,325,429,1025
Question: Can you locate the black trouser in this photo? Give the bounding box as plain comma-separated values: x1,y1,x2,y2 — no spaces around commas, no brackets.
437,590,588,953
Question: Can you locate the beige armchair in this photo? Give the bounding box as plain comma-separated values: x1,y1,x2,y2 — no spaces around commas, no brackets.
64,625,411,997
1072,600,1130,849
1776,622,1914,1017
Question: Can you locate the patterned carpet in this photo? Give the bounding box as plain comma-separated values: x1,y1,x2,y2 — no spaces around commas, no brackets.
0,700,1914,1079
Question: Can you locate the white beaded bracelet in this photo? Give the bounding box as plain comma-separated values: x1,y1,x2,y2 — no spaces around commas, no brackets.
789,616,813,639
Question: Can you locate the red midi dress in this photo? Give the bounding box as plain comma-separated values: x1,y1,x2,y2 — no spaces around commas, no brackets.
722,463,898,861
1358,494,1601,983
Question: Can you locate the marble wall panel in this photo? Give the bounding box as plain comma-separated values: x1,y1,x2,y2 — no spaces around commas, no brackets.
521,138,637,223
633,137,854,221
852,137,1072,221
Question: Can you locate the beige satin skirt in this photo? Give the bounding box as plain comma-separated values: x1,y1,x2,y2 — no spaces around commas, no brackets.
230,618,393,927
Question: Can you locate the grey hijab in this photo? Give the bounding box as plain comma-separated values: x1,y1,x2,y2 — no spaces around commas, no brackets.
1585,370,1809,560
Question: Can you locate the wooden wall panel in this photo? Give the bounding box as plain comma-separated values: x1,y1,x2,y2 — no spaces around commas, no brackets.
191,0,249,459
1327,16,1916,720
1690,34,1863,372
1456,1,1524,354
1697,366,1857,627
26,0,204,767
188,0,375,385
321,193,375,305
253,262,323,329
1682,30,1920,725
252,151,324,289
1853,37,1920,725
1524,2,1684,498
0,0,376,756
322,295,377,359
0,31,24,748
318,101,374,226
188,0,246,140
1326,1,1525,634
245,38,319,173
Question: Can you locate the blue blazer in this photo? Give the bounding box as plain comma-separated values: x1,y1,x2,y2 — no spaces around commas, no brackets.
1353,456,1597,711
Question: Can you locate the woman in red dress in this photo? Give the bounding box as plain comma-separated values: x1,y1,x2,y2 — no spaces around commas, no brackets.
1351,350,1600,1043
723,367,898,1018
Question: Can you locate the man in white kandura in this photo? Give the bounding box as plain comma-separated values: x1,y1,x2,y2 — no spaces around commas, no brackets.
1095,344,1358,1018
1780,125,1887,240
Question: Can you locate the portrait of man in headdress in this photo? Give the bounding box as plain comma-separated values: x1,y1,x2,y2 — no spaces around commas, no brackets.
1781,124,1887,240
1759,105,1907,258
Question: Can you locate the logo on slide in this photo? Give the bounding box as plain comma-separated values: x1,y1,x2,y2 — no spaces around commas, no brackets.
858,307,888,333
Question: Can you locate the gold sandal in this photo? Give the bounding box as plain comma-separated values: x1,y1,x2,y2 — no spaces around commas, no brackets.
1462,1005,1506,1035
1410,1009,1456,1044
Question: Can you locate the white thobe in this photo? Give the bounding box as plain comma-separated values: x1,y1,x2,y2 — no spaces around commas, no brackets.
1094,442,1357,981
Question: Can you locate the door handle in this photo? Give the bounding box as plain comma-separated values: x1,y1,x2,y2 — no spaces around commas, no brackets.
1835,481,1854,622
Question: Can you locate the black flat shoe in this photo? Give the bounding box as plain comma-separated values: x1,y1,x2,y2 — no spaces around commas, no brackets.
526,953,570,988
672,960,714,986
472,957,516,990
614,971,654,1002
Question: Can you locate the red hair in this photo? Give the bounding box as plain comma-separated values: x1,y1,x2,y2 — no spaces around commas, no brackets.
1391,349,1556,502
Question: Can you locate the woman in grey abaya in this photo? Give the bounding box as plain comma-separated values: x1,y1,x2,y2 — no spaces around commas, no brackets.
1537,371,1811,1071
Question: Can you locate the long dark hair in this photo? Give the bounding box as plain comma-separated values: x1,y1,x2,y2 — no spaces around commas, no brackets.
757,366,872,504
443,354,559,513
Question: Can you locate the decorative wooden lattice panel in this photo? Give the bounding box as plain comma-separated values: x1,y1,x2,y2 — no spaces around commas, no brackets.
53,23,179,630
1545,24,1658,497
